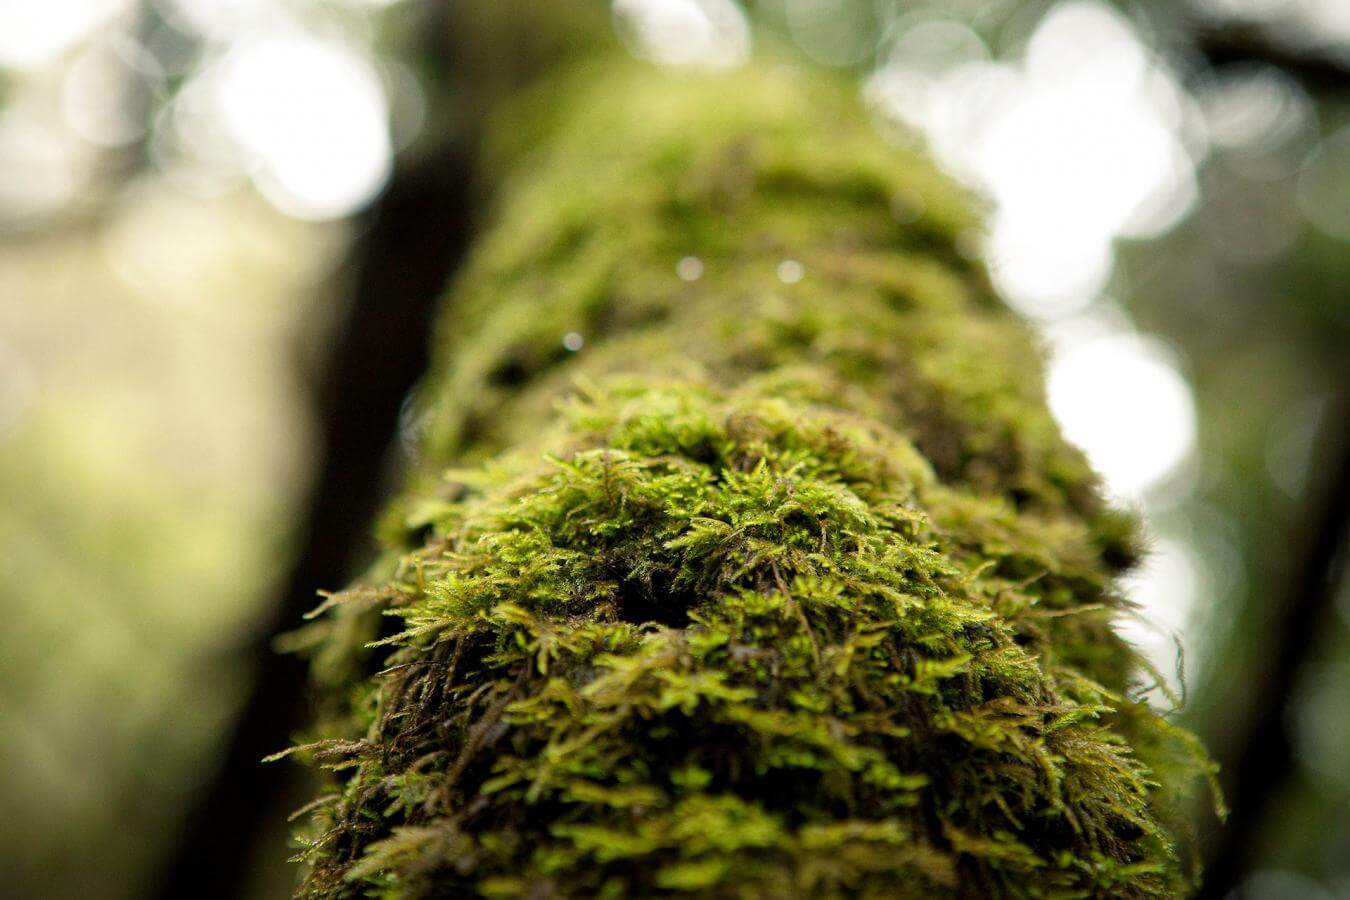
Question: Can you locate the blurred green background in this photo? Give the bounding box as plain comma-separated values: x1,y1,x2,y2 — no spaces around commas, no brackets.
0,0,1346,897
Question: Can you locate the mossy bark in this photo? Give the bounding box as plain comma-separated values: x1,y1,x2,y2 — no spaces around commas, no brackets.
286,59,1214,898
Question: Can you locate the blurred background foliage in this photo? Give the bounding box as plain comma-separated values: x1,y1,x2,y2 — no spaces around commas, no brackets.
0,0,1346,897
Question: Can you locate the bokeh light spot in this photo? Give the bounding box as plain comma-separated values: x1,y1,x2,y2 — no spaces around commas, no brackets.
613,0,750,69
1047,333,1197,499
212,34,392,221
676,256,705,281
1297,124,1350,242
1118,535,1205,700
0,0,130,70
867,1,1199,319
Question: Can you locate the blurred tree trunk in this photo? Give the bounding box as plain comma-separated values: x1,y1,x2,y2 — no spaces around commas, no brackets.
151,4,613,897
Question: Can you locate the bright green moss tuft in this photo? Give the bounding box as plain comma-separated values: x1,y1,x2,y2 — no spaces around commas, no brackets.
285,61,1215,898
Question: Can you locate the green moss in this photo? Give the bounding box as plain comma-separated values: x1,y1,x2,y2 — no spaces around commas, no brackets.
284,61,1216,898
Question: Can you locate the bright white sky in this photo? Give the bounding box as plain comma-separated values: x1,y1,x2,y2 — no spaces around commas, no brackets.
868,1,1202,318
0,0,132,69
211,33,392,220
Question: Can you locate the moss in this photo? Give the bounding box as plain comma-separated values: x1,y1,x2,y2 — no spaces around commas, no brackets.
284,61,1216,898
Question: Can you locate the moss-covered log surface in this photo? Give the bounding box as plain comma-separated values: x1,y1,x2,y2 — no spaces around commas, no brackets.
281,60,1217,898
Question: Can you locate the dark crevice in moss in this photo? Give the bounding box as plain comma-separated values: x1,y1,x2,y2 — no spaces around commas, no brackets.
612,570,692,629
487,355,532,389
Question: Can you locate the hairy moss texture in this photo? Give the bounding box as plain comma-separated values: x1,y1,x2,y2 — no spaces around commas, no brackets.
284,61,1216,898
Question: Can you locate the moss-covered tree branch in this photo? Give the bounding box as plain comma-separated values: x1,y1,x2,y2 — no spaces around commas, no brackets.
284,58,1217,898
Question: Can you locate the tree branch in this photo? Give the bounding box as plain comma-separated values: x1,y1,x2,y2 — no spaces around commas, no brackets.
1198,397,1350,899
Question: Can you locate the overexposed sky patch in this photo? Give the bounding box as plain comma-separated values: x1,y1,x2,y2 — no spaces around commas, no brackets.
868,1,1202,317
211,34,392,220
613,0,751,69
0,0,131,70
1046,331,1196,500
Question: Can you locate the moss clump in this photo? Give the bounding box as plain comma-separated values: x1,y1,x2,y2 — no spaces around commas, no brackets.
284,61,1215,898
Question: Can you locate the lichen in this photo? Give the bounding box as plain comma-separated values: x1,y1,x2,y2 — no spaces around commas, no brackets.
282,60,1217,898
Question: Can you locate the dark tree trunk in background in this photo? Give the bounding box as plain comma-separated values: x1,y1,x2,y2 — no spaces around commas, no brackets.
1198,401,1350,900
150,144,475,900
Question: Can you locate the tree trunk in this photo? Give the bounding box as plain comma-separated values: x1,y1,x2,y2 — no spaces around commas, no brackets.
284,54,1214,899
